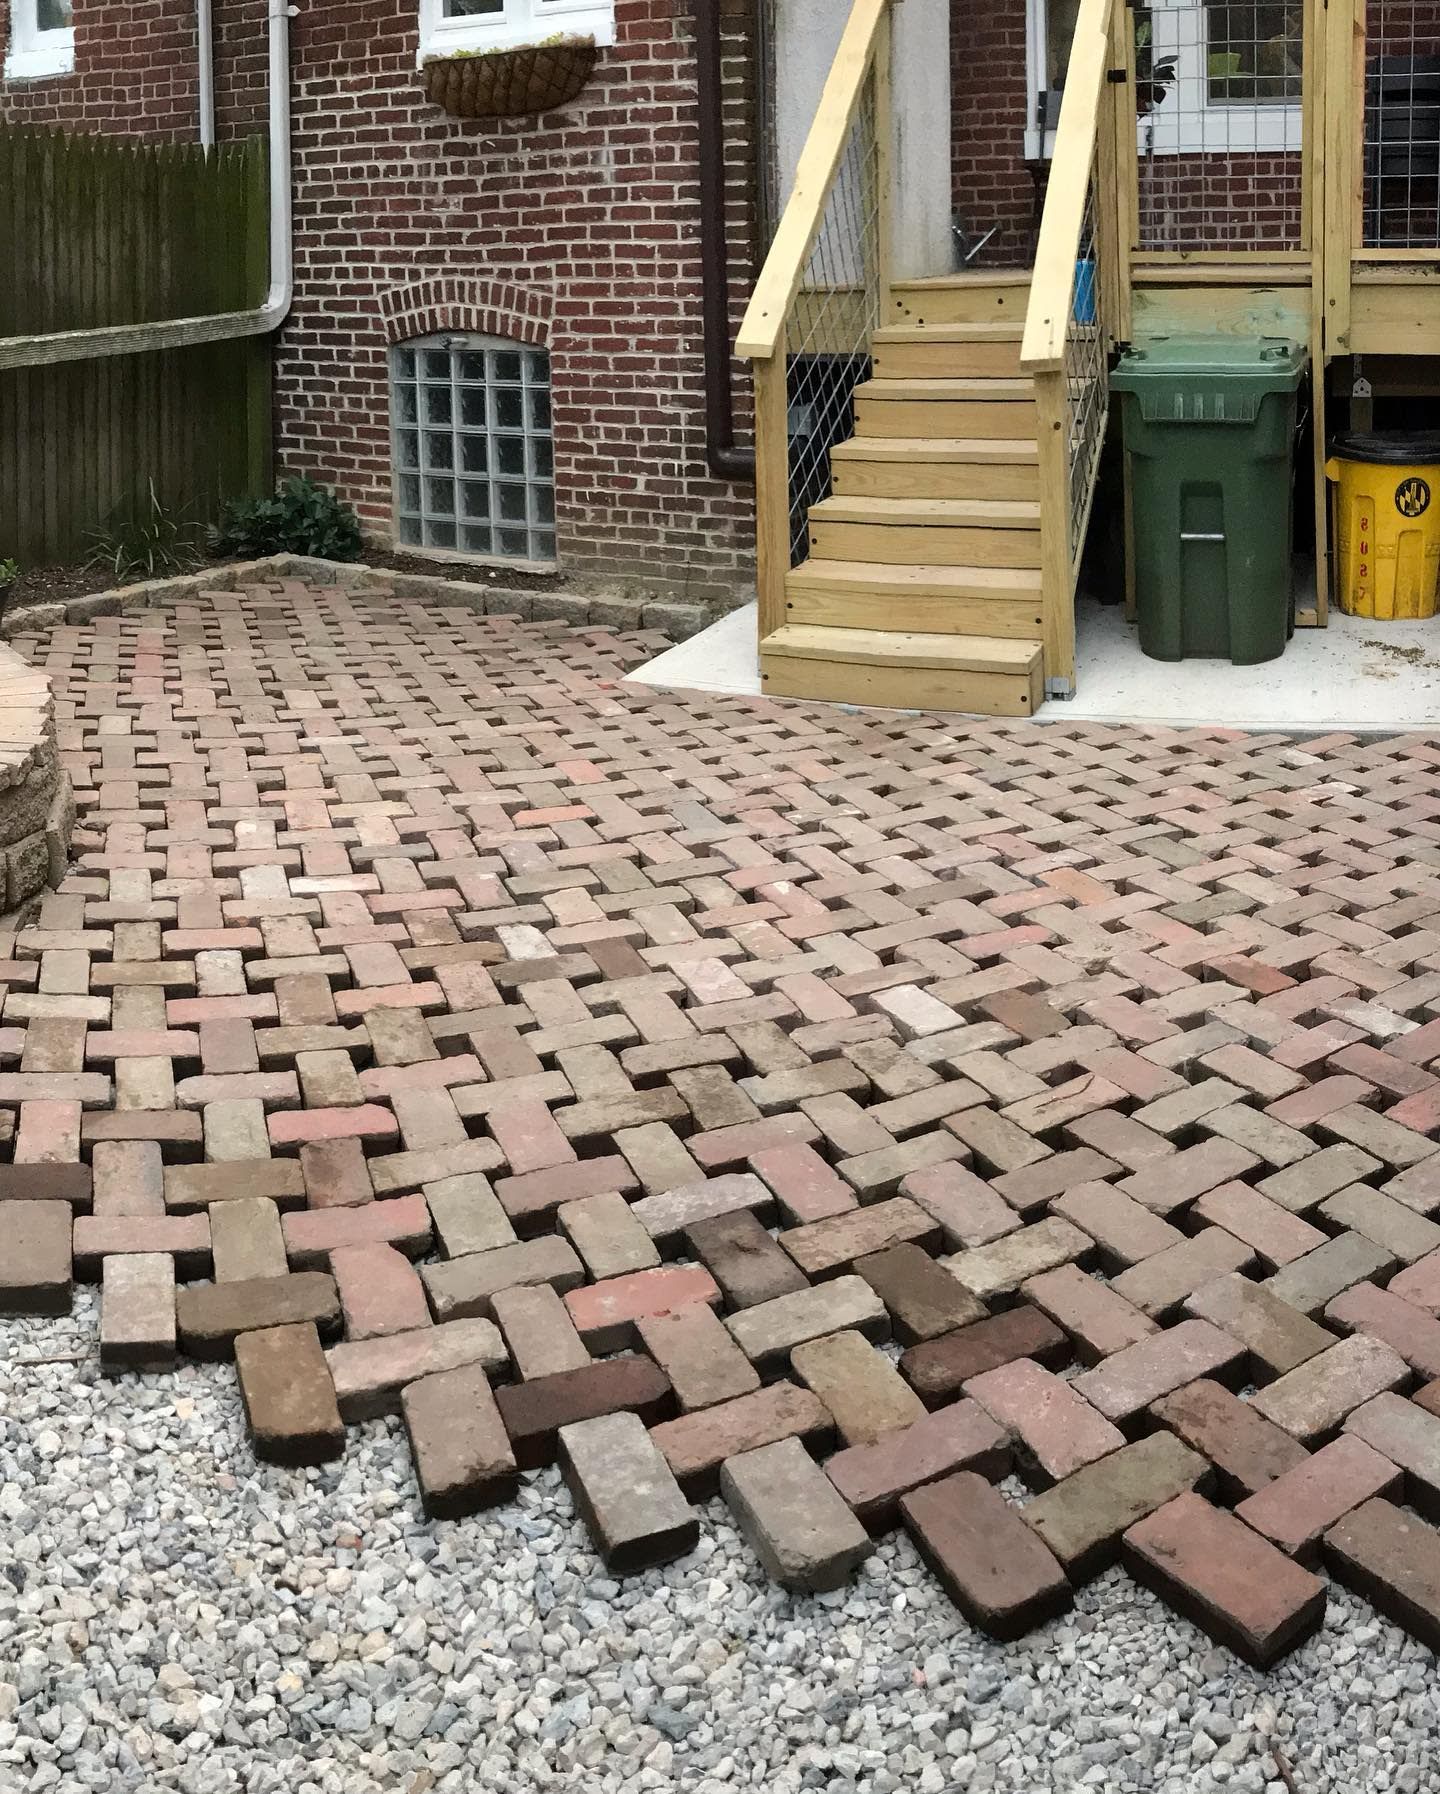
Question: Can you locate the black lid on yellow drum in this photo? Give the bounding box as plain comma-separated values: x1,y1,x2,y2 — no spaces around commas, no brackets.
1329,433,1440,467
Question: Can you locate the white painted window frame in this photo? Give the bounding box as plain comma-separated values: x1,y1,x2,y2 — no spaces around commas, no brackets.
5,0,76,80
1023,0,1300,160
417,0,614,64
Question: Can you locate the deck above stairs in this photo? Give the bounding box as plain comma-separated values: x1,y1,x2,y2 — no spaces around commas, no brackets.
760,272,1047,719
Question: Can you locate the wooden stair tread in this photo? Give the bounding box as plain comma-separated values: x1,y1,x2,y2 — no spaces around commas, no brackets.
832,436,1040,465
857,376,1034,401
872,322,1025,343
788,558,1042,596
810,495,1040,529
891,272,1032,291
764,624,1040,674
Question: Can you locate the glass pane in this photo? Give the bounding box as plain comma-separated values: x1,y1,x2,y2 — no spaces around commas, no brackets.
423,432,454,472
393,347,415,378
498,483,528,523
445,0,502,13
460,435,488,474
533,530,557,560
458,352,486,383
399,474,422,510
496,437,526,477
494,388,524,430
529,389,551,431
499,528,529,557
429,520,458,548
532,437,554,478
533,484,555,525
1046,0,1080,88
425,477,455,516
38,0,72,25
492,351,523,384
1207,3,1303,102
399,514,423,545
394,383,418,425
422,349,450,380
459,388,487,429
462,525,494,555
396,430,419,471
424,385,453,425
527,351,550,386
460,481,490,520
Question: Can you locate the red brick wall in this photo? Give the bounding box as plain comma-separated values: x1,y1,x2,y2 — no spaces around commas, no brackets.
951,0,1038,265
1,0,759,603
1138,151,1304,251
0,2,201,134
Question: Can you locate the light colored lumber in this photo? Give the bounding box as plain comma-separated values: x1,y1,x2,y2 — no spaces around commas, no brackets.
1021,0,1113,373
736,0,891,360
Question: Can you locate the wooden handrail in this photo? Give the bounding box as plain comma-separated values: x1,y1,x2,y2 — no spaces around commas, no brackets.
1020,0,1115,373
736,0,891,362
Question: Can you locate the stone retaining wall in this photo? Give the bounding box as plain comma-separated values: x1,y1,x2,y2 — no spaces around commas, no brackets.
0,647,73,913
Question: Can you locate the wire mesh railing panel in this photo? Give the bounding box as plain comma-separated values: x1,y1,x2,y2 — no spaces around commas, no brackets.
1065,175,1109,569
1135,0,1305,250
1364,1,1440,246
784,69,881,565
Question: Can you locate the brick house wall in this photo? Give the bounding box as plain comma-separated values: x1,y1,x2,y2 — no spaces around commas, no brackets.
951,0,1039,264
1,0,760,604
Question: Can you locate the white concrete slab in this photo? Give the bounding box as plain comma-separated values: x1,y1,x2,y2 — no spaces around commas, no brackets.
626,602,763,697
624,594,1440,733
1065,599,1440,732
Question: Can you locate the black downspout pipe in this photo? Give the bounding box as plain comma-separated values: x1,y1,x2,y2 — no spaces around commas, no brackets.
696,0,757,483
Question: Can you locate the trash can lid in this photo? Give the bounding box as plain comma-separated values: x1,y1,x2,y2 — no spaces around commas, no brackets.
1112,335,1308,384
1330,431,1440,466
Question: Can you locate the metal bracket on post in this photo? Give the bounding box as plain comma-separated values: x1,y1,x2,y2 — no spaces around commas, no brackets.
1045,677,1076,701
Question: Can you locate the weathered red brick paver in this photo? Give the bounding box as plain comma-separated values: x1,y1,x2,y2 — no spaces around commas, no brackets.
11,576,1440,1664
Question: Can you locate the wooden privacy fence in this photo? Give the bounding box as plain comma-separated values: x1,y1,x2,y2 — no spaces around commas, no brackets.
0,126,271,567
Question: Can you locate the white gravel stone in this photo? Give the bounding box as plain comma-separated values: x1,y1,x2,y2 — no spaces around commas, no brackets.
0,1293,1433,1793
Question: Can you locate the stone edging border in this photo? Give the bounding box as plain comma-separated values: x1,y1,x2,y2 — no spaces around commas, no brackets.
0,556,715,643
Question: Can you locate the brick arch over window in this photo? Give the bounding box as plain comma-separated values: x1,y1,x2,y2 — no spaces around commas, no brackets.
379,277,552,348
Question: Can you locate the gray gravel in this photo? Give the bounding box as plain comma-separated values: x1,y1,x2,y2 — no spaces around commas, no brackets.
0,1295,1436,1794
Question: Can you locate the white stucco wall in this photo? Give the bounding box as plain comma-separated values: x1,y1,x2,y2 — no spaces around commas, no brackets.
773,0,954,281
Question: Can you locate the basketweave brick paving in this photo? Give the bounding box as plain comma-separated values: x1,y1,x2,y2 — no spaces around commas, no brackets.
10,577,1440,1667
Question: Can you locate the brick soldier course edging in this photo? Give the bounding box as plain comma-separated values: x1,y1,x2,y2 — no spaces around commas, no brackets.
8,575,1440,1667
0,560,716,648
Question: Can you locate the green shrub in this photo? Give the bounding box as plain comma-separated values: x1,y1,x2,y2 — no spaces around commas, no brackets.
212,476,363,563
88,481,201,583
0,558,17,590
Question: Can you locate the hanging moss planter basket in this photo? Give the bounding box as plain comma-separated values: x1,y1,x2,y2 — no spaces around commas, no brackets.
422,36,599,122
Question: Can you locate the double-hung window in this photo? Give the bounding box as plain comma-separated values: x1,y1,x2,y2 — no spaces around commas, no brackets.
1024,0,1302,158
417,0,614,62
6,0,75,80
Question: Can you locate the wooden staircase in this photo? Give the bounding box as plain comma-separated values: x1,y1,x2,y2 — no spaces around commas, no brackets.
760,272,1047,718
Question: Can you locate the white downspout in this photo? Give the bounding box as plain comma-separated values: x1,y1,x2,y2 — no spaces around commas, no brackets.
0,0,294,370
197,0,216,150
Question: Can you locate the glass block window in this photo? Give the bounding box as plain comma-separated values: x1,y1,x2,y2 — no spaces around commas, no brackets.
391,335,556,565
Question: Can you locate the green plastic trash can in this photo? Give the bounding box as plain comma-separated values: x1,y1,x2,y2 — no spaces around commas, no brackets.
1112,335,1308,665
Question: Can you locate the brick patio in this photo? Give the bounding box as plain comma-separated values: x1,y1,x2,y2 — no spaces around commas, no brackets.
7,576,1440,1666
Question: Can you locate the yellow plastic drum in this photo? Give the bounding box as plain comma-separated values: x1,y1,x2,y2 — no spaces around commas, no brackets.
1326,433,1440,620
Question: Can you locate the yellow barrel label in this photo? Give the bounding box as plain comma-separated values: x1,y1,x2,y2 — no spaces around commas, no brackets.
1397,476,1432,519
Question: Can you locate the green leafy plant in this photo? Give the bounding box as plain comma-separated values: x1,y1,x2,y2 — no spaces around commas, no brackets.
211,475,363,563
423,31,590,62
0,558,17,591
1134,11,1179,116
87,481,201,583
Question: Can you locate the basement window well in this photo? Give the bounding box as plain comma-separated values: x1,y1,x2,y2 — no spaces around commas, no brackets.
391,335,557,566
